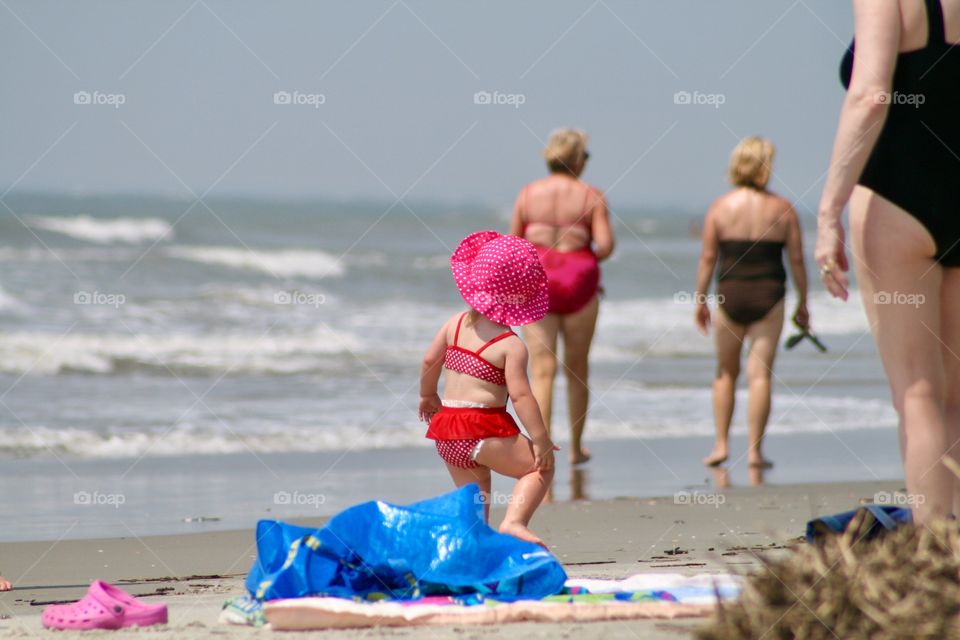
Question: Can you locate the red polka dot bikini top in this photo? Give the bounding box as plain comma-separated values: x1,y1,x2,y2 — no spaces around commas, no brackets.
443,313,516,386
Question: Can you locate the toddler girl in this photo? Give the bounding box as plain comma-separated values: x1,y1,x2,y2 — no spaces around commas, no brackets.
419,231,557,547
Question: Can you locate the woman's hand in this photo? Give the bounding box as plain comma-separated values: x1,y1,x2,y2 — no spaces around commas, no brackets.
793,302,810,331
815,215,850,301
418,393,442,423
532,437,559,472
695,302,711,336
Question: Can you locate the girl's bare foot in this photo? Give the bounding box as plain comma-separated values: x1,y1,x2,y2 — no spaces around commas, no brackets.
703,448,728,467
0,576,11,591
499,521,547,549
569,448,591,466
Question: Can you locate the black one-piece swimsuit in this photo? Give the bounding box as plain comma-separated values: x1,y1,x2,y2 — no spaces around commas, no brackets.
839,0,960,266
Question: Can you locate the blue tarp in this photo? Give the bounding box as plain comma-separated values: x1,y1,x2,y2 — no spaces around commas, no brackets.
246,484,567,602
805,504,912,543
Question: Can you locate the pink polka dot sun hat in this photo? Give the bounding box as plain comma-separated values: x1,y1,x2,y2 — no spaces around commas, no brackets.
450,231,549,326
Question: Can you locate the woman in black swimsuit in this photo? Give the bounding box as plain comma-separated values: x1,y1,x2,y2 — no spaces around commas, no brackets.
695,137,810,470
818,0,960,523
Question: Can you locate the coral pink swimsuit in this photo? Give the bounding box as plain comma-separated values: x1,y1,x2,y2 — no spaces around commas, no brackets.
426,313,521,468
523,186,600,315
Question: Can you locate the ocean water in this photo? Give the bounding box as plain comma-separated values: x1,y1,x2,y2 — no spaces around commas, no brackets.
0,192,892,459
0,192,897,540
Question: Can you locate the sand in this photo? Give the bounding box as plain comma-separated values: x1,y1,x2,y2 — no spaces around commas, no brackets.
0,479,900,639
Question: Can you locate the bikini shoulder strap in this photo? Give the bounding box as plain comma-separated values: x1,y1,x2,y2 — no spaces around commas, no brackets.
926,0,947,46
453,312,467,346
476,330,516,355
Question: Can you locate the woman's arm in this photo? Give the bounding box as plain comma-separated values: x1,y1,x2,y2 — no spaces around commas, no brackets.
694,201,720,335
590,189,615,261
507,188,525,237
785,204,810,329
816,0,900,298
504,342,555,471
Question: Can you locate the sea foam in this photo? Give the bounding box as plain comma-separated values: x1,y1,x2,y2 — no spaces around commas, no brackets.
26,215,173,244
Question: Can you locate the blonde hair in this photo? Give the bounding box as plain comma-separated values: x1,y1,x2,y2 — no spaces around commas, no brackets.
728,136,775,189
543,128,588,174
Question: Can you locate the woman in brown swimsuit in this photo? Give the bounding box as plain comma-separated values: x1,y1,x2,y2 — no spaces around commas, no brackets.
694,137,810,469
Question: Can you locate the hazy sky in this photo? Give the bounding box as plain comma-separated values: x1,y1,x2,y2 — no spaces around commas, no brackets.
2,1,853,212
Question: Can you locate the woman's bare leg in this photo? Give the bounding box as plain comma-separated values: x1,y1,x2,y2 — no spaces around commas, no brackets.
444,462,492,521
523,315,561,436
0,576,9,591
744,299,785,468
560,295,599,464
850,187,949,523
475,436,554,546
938,268,960,515
705,306,746,466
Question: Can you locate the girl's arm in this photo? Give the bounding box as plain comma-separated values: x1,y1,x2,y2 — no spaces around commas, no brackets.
589,188,615,261
507,188,525,237
503,342,556,471
785,204,810,329
694,202,720,335
816,0,900,299
418,322,448,422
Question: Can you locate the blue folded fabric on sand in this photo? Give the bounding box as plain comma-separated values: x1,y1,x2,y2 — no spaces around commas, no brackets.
805,504,912,543
245,484,567,602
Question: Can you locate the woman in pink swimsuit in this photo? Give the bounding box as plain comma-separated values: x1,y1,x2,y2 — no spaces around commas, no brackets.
508,129,614,465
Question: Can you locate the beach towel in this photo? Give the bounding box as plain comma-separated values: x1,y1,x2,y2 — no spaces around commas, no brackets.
262,595,715,629
805,504,912,543
245,484,566,603
564,572,742,605
256,574,740,629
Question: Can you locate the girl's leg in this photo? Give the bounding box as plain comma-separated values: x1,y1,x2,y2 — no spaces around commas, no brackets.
474,436,554,546
705,306,746,466
559,295,600,464
850,187,948,523
0,576,9,591
444,462,492,521
523,314,561,436
744,299,785,468
938,268,960,515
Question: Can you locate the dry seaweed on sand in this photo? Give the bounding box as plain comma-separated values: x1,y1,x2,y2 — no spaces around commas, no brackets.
696,511,960,640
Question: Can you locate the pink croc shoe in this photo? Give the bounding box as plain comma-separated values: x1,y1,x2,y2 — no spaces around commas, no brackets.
42,580,168,630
